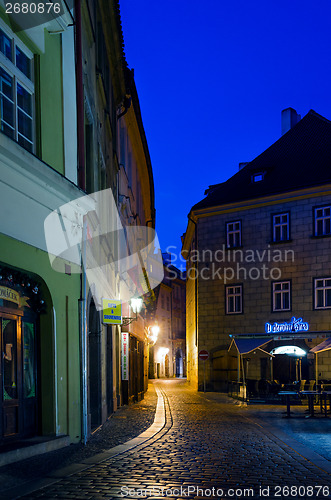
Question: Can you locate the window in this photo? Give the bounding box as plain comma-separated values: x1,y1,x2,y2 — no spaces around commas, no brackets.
252,172,264,182
0,26,34,152
226,221,241,248
272,212,290,242
273,281,291,311
226,285,243,314
314,206,331,236
314,278,331,309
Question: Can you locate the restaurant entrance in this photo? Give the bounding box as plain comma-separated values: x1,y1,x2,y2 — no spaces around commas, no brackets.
1,310,38,442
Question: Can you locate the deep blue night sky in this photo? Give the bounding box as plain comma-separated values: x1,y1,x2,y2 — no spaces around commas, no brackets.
119,0,331,269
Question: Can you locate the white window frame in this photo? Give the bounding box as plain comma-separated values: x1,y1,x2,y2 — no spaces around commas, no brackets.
272,212,290,242
226,221,241,248
314,278,331,309
314,206,331,237
272,281,291,312
0,20,34,153
226,285,243,314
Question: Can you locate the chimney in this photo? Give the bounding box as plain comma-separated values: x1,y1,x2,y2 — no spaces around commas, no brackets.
281,108,301,135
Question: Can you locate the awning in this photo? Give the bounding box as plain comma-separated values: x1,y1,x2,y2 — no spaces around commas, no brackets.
229,338,271,355
310,337,331,353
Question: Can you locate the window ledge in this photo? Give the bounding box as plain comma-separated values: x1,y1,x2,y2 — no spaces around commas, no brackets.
310,234,331,239
269,239,292,245
271,309,292,313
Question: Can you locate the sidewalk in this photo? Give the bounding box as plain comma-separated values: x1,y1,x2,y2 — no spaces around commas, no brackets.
201,390,331,468
1,380,330,499
0,384,157,496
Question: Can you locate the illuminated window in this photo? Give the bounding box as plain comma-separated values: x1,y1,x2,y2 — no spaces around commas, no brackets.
314,278,331,309
314,206,331,236
226,221,241,248
0,26,34,152
252,172,264,182
226,285,243,314
272,212,290,242
273,281,291,311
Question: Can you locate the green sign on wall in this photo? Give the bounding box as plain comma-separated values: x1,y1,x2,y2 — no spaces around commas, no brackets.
102,299,122,325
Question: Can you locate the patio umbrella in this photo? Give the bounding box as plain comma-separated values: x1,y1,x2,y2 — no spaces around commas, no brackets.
229,338,272,397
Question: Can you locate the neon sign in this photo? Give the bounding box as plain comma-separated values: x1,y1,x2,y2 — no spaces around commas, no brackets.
265,317,309,334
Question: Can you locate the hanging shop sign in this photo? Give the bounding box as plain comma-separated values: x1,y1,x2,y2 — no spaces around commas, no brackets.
121,332,129,381
0,286,29,308
102,299,122,325
265,317,309,334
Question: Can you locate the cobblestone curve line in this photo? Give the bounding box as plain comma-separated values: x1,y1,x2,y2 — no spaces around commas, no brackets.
17,381,331,499
8,386,171,499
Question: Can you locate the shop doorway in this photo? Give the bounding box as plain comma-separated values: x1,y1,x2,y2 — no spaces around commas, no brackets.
175,348,184,377
272,354,309,383
88,299,101,430
1,312,38,441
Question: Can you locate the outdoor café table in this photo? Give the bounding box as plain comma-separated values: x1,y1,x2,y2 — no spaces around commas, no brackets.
320,391,331,417
300,390,320,418
278,391,298,418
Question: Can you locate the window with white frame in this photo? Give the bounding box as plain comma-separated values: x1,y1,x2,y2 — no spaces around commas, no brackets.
225,285,242,314
272,281,291,311
0,26,34,152
272,212,290,242
314,278,331,309
314,206,331,236
226,221,241,248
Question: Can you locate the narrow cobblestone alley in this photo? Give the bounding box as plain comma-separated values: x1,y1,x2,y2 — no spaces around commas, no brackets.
4,380,331,499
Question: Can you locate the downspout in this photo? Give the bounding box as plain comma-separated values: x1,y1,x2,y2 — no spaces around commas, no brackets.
74,0,85,190
79,216,88,444
52,307,59,434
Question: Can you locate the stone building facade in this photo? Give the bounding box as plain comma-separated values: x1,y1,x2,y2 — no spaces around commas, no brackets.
151,254,186,379
0,0,159,454
182,109,331,392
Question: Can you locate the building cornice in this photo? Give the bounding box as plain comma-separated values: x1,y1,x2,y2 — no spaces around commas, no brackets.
191,183,331,219
182,183,331,258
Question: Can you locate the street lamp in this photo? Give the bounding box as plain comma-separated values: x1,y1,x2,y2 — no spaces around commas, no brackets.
147,322,160,379
148,323,160,345
122,297,143,326
130,297,143,314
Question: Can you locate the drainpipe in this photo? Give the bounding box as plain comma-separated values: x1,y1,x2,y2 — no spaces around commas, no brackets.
52,307,59,434
74,0,85,190
79,216,88,444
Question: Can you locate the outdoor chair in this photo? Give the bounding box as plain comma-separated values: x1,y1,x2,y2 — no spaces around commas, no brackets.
305,380,315,391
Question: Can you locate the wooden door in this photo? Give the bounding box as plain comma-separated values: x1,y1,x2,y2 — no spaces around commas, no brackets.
1,315,21,438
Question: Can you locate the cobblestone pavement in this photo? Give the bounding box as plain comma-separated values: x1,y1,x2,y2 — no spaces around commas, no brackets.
0,386,157,497
6,379,330,500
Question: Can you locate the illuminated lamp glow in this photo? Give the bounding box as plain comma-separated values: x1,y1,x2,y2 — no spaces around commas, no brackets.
130,297,143,314
158,347,169,357
151,325,160,337
270,345,307,356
